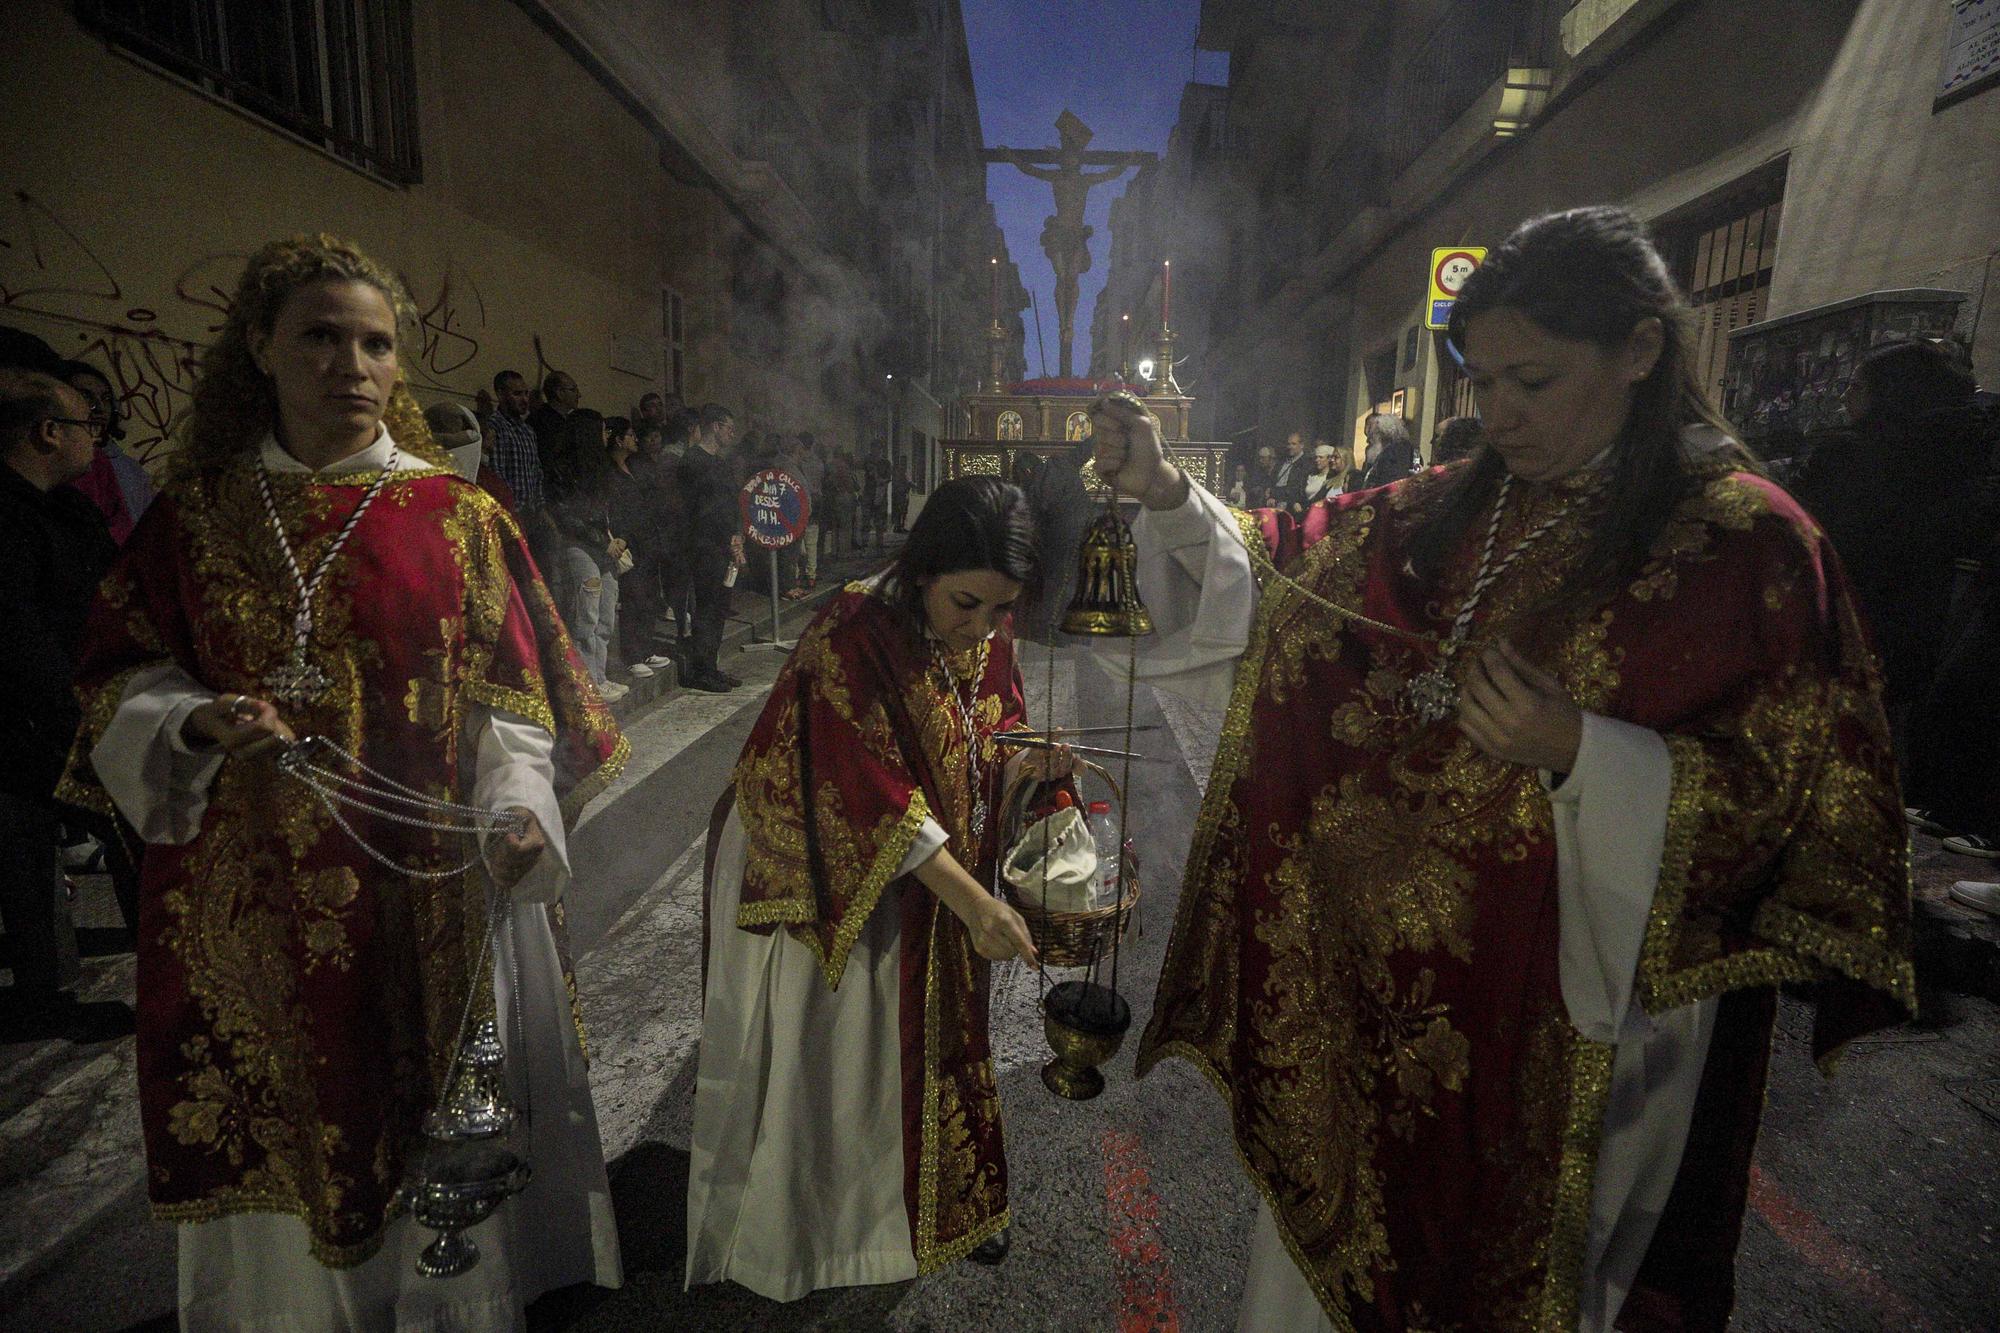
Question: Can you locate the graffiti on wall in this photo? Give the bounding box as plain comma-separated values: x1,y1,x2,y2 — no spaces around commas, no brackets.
0,190,210,466
1,189,506,467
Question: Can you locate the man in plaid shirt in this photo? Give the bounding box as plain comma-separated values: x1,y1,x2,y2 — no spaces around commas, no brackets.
484,369,545,511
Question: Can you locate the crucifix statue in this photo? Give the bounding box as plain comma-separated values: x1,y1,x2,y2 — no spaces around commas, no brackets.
986,111,1155,379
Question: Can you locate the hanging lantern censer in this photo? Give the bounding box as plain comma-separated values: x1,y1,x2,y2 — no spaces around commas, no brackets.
407,1011,534,1278
1034,407,1155,1099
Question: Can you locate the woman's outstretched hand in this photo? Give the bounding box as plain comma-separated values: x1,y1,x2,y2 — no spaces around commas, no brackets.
1456,640,1583,774
1089,392,1187,510
970,894,1041,967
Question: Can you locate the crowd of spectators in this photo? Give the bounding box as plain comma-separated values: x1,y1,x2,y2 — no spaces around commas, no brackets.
1225,412,1435,512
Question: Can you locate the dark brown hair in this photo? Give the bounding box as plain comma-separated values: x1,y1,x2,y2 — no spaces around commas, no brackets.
1417,206,1756,618
877,476,1039,633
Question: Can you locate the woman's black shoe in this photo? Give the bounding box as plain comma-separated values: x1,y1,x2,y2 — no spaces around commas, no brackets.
968,1228,1010,1265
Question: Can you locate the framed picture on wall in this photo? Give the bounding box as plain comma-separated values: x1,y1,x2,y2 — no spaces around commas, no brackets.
1390,388,1407,417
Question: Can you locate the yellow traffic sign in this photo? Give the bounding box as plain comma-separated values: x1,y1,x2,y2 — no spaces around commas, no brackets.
1426,247,1486,329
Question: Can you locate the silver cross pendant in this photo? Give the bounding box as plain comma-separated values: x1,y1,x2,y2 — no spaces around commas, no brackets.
1406,667,1459,725
265,652,331,706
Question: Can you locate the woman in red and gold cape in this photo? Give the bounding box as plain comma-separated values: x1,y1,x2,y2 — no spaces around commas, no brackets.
687,476,1069,1300
1089,208,1914,1332
58,236,627,1328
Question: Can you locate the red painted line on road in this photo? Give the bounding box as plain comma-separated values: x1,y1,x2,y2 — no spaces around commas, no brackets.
1102,1128,1183,1333
1747,1164,1934,1332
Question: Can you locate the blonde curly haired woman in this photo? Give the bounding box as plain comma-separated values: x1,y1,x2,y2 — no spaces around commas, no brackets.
59,235,627,1328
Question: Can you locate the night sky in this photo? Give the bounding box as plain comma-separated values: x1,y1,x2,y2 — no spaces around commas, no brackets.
964,0,1224,376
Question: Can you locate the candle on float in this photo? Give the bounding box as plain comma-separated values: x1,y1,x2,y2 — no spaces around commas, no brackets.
1120,313,1131,371
990,257,999,323
1162,259,1171,327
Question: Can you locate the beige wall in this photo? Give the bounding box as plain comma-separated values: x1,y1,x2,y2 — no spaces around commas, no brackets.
1202,0,2000,450
0,0,717,469
1335,0,1853,444
1771,0,2000,385
1323,0,2000,451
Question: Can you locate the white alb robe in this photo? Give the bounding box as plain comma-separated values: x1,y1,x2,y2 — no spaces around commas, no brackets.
1117,481,1718,1333
683,804,949,1301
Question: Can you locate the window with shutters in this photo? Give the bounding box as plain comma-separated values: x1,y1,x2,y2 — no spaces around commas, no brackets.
79,0,422,184
1658,172,1786,410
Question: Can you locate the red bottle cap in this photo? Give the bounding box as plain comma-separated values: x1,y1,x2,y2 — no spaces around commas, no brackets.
1052,790,1074,808
1087,800,1111,814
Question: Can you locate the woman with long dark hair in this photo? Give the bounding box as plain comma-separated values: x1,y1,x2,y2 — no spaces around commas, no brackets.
687,476,1073,1299
1091,206,1912,1332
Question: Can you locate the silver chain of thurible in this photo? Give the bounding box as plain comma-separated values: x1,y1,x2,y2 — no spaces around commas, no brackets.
277,735,529,880
932,640,990,846
255,450,398,703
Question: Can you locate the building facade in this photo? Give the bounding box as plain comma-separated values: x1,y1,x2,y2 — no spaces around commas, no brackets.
0,0,1023,478
1169,0,2000,463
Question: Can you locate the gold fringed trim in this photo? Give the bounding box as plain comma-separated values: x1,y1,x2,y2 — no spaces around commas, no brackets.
1225,506,1276,587
559,732,631,828
1640,738,1917,1018
1754,901,1917,1012
56,662,155,818
463,679,559,737
154,1192,403,1270
1135,1039,1362,1332
912,899,1010,1274
1535,1038,1617,1331
739,790,932,993
917,1206,1012,1276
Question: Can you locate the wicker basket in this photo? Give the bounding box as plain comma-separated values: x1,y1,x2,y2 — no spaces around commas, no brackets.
996,758,1140,969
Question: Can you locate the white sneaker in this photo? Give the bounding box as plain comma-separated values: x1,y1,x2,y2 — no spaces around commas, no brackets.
643,654,674,668
598,681,630,703
1949,881,2000,916
629,662,655,678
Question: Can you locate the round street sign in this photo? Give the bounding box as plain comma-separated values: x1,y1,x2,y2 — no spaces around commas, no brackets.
1433,249,1482,297
739,468,810,549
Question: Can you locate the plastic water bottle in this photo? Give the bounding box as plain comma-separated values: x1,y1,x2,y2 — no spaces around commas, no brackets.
1086,800,1120,909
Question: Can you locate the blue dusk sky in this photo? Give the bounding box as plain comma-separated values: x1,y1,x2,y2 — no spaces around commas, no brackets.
963,0,1224,375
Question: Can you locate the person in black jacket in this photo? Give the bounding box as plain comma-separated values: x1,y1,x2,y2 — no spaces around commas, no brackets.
1795,339,1988,821
1359,413,1417,490
611,417,679,679
676,403,745,691
1268,431,1311,510
0,369,132,1042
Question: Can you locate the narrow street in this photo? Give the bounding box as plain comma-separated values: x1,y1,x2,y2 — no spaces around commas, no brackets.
3,599,1994,1331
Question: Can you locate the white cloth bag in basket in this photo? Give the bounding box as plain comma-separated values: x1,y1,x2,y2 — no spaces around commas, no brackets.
1001,805,1099,913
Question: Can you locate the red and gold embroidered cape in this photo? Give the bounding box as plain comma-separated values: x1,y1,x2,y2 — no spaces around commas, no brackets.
1138,462,1914,1331
726,583,1025,1271
58,449,626,1266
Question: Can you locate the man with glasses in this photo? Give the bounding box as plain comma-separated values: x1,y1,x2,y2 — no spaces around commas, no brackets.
58,360,154,543
0,369,130,1043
